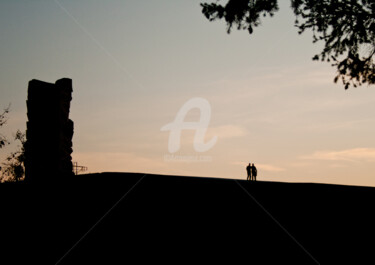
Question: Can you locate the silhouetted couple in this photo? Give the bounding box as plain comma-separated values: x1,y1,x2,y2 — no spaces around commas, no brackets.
246,163,257,181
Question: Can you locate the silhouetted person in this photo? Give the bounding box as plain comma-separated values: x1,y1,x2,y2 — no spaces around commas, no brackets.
251,163,257,181
246,163,252,181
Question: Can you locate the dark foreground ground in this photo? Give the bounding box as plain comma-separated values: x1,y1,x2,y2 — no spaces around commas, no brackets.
1,173,375,264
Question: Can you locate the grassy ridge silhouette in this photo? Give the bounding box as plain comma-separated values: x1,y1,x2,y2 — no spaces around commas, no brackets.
1,173,374,263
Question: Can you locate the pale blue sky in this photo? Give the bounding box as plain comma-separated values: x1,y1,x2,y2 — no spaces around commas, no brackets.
1,1,375,186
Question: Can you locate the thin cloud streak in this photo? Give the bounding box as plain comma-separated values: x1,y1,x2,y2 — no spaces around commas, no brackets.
232,161,285,172
301,148,375,162
207,125,247,139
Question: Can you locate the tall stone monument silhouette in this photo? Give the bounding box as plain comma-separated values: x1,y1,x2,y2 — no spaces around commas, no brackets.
25,78,74,182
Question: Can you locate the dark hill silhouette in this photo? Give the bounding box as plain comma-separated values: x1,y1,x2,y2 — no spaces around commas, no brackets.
1,173,374,264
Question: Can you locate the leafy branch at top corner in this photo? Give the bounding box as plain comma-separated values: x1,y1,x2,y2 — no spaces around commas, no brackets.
291,0,375,89
201,0,279,34
201,0,375,89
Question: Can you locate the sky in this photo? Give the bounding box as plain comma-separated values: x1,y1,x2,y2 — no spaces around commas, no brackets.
1,0,375,187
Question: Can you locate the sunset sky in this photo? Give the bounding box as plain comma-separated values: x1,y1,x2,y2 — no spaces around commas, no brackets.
1,0,375,187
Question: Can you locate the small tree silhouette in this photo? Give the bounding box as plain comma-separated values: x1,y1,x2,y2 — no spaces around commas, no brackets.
1,130,26,182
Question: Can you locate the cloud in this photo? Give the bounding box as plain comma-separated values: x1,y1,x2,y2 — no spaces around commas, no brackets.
288,161,313,168
256,163,286,172
167,124,247,149
206,125,247,139
301,148,375,162
232,161,285,172
302,119,375,132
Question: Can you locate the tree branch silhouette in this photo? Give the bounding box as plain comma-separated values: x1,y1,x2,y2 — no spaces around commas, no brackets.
201,0,375,89
0,105,10,149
